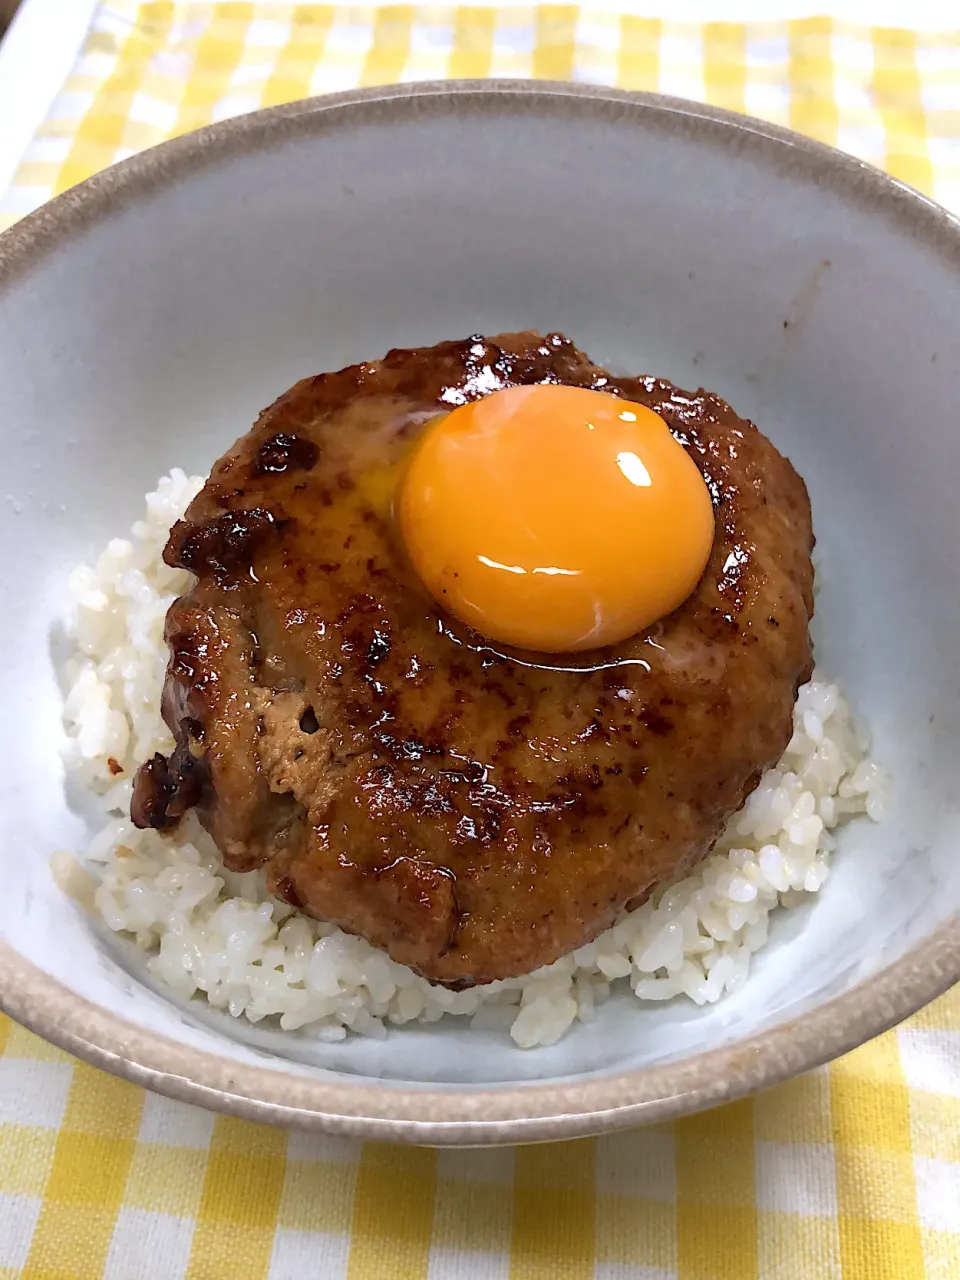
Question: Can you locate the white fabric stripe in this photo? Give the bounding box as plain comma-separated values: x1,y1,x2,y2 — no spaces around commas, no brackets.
436,1148,515,1184
427,1246,511,1280
595,1265,676,1280
596,1130,675,1200
0,1193,43,1271
267,1226,352,1279
914,1155,960,1233
104,1207,196,1280
899,1029,960,1098
137,1091,215,1149
656,21,705,99
0,1059,72,1129
755,1140,839,1218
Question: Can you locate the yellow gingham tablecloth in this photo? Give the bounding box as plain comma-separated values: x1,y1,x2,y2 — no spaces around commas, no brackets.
1,5,959,1277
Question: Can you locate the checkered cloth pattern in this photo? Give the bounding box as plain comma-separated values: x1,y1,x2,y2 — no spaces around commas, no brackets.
0,4,958,1277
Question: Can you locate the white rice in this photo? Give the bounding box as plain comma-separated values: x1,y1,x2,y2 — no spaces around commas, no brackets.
58,470,889,1048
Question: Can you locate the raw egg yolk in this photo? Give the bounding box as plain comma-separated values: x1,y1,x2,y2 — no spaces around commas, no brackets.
398,384,715,652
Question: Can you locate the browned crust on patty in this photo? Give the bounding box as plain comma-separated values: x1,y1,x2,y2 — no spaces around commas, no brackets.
132,332,814,986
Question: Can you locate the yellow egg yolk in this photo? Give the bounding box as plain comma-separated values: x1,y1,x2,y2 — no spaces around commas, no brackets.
397,383,715,652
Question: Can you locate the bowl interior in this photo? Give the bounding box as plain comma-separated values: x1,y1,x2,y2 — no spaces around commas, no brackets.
0,87,958,1093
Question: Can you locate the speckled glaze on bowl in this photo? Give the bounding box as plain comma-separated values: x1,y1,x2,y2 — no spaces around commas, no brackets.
0,82,958,1144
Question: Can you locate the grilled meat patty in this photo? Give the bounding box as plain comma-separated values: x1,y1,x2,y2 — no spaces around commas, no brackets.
132,332,814,986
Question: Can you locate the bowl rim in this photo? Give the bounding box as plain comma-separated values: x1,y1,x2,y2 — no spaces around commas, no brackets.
1,78,958,1144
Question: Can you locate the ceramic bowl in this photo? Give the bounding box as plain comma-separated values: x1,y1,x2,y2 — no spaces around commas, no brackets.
0,82,958,1144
